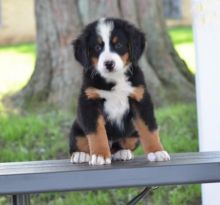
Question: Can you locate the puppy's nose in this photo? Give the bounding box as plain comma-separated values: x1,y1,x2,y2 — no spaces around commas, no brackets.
104,60,115,72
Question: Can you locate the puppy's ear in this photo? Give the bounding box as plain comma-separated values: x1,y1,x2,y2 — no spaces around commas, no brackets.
72,36,90,69
126,25,145,65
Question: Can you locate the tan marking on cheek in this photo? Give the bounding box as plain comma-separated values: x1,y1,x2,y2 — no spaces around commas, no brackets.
76,137,90,153
112,36,118,44
121,52,130,65
85,87,100,99
120,138,139,151
130,86,145,102
134,117,164,153
87,115,111,158
91,57,98,67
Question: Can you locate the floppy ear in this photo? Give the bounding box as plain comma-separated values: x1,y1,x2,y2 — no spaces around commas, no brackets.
126,26,145,65
72,36,90,70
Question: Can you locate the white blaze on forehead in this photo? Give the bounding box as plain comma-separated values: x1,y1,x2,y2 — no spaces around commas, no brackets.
96,18,114,50
95,18,126,81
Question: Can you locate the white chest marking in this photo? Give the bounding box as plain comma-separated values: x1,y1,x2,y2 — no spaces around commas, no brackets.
97,77,134,129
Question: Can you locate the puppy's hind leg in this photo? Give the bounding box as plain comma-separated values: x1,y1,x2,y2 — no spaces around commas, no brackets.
132,91,170,162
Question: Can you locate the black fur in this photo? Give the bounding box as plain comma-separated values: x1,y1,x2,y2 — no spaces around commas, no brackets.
69,18,157,155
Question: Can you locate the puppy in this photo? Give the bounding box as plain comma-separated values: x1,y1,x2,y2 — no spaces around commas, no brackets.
69,18,170,165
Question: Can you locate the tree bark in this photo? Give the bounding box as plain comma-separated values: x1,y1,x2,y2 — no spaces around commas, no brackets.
15,0,195,111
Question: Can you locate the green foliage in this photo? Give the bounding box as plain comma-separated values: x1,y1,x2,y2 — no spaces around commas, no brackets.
168,26,195,73
151,185,201,205
0,104,200,205
0,111,70,162
31,189,143,205
0,43,36,55
0,43,36,99
168,27,193,45
157,104,198,152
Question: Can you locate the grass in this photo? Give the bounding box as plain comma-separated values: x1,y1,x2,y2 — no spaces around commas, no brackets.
0,103,200,205
0,43,36,99
168,26,195,73
0,111,69,162
0,27,198,204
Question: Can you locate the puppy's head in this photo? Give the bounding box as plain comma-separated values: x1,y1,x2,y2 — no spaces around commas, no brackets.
73,18,145,80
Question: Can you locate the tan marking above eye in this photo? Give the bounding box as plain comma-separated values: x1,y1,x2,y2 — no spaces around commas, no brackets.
97,36,103,44
112,36,118,44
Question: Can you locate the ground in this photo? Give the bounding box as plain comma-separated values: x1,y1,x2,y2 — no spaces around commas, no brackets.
0,26,200,205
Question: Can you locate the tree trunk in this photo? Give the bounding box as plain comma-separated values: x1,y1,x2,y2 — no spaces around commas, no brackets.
16,0,195,111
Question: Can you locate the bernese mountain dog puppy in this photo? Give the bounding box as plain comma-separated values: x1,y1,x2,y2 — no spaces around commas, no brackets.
69,18,170,165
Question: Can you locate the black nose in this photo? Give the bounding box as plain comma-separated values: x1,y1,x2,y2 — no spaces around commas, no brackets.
104,60,115,72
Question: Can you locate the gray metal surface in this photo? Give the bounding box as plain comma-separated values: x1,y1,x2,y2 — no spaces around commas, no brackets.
0,152,220,195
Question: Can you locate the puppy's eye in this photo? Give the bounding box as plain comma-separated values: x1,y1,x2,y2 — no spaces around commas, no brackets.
95,45,102,52
115,42,123,49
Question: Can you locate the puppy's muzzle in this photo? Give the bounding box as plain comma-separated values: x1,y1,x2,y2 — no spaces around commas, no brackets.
104,60,115,72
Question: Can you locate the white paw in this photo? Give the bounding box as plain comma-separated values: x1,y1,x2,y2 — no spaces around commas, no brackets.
89,154,111,165
147,151,170,162
70,152,90,163
112,149,134,161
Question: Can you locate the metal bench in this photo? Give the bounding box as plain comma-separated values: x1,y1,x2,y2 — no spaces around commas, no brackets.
1,151,220,205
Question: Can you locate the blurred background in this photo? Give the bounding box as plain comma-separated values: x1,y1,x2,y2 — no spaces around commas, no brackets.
0,0,199,204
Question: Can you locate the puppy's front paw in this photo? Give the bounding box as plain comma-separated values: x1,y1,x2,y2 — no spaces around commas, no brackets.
147,151,170,162
89,154,111,165
85,87,100,99
112,149,134,161
70,152,90,163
